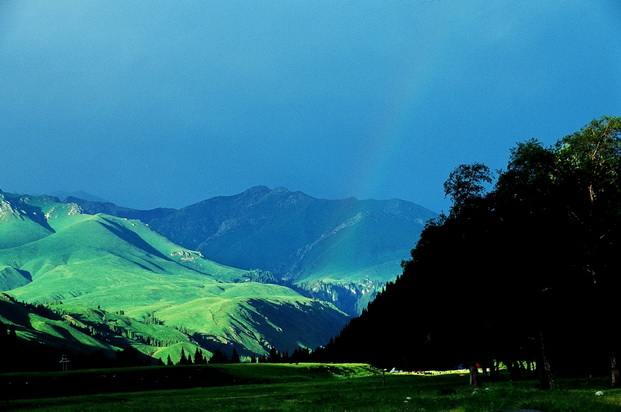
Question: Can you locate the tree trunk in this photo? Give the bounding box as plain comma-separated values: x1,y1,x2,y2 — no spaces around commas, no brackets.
538,331,556,390
469,361,481,387
489,359,499,381
526,360,532,375
611,352,620,388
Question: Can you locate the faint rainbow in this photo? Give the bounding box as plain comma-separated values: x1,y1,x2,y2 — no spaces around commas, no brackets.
349,62,434,201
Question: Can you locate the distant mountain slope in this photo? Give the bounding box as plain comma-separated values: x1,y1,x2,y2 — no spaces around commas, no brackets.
0,193,55,248
150,187,436,280
65,196,176,222
49,190,108,203
0,191,348,359
67,186,437,314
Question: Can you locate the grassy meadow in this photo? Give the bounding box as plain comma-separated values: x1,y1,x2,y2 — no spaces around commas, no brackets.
3,363,621,411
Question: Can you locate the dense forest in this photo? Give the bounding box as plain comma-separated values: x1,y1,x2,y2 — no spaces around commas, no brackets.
313,115,621,389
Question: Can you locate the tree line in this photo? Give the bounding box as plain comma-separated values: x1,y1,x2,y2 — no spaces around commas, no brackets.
311,115,621,389
165,347,241,366
0,317,250,372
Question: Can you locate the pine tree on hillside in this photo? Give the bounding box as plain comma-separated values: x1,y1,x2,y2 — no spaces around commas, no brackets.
268,347,282,363
194,348,206,364
230,348,240,363
179,348,188,365
208,349,228,364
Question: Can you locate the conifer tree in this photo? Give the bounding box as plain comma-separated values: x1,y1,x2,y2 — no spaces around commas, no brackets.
230,348,240,363
268,347,281,363
194,348,205,364
179,348,188,365
208,349,228,364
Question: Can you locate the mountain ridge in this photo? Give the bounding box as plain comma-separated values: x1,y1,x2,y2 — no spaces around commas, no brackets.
65,186,437,314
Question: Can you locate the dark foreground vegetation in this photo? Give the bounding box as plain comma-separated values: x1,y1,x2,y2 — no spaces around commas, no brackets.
314,116,621,390
0,363,375,401
3,364,621,411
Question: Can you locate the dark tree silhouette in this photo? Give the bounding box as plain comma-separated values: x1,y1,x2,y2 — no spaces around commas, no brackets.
230,348,240,364
208,349,228,364
178,348,189,365
313,115,621,389
443,162,492,215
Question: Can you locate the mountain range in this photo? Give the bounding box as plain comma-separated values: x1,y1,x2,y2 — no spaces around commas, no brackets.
69,186,437,314
0,187,436,363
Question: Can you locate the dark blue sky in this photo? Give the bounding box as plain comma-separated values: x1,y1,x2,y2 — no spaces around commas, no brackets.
1,1,620,213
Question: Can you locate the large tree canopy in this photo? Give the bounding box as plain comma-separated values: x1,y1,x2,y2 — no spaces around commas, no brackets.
443,162,492,215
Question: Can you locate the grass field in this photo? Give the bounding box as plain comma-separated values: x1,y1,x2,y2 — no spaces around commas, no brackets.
3,363,621,411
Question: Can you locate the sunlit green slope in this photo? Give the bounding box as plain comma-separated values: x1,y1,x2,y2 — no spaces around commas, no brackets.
0,192,349,359
0,293,210,365
0,193,55,248
71,187,437,315
0,293,116,355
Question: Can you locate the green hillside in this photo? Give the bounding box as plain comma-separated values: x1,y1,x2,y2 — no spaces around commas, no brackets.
0,293,117,356
71,187,437,314
0,193,55,248
0,192,349,362
0,292,212,370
